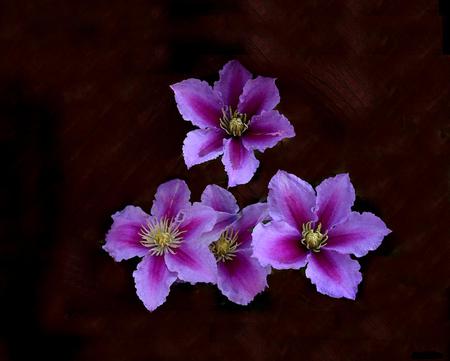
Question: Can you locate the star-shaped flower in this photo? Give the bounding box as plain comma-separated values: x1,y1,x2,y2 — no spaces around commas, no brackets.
171,60,295,187
252,171,391,299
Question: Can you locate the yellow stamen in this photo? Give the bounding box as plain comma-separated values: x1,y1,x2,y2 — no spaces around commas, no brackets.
139,218,184,256
210,228,240,262
219,107,249,137
301,221,328,252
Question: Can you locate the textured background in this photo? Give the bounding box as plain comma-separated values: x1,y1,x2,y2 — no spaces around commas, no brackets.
1,1,449,360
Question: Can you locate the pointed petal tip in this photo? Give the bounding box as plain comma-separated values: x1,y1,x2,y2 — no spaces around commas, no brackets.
305,251,362,300
133,255,177,312
222,138,260,187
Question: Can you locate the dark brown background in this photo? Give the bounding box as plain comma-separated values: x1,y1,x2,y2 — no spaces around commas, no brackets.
1,1,449,360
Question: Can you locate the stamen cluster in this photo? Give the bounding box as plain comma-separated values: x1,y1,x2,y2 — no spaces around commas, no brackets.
219,106,249,137
209,228,240,262
139,218,184,256
300,221,328,252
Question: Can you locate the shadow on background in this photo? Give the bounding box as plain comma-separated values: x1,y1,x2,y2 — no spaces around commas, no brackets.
167,0,244,74
440,0,450,54
0,80,81,361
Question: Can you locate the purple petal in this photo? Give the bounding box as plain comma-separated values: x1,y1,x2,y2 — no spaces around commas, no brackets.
222,138,259,187
151,179,191,220
252,220,307,270
133,254,177,311
315,173,356,231
242,110,295,151
325,212,391,257
170,79,223,129
267,170,316,230
199,185,239,241
178,203,217,246
103,206,149,262
213,60,252,109
232,202,268,249
183,128,224,169
305,250,362,300
199,211,239,245
237,76,280,117
200,184,239,214
217,251,268,305
165,243,217,284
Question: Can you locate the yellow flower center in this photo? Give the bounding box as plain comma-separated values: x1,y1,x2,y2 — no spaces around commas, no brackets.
229,117,246,136
154,232,172,247
210,228,240,262
219,107,249,137
139,218,184,256
301,221,328,252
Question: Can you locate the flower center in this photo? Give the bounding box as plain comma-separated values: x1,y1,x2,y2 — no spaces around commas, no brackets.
219,106,249,137
209,228,240,262
139,218,184,256
301,221,328,252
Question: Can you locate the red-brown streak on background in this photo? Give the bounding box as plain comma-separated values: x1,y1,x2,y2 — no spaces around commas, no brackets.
0,1,449,361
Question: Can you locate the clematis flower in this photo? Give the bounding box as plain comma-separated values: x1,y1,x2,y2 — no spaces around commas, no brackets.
252,171,391,300
103,179,217,311
171,60,295,187
198,184,270,305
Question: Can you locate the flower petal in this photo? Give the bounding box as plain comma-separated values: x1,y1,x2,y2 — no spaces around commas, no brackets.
213,60,252,109
182,128,224,168
165,243,217,284
200,184,239,214
305,250,362,300
267,170,316,230
242,110,295,151
151,179,191,220
315,173,356,231
232,202,268,249
133,254,177,311
252,220,307,269
178,203,217,246
103,206,149,261
170,79,223,129
199,185,239,242
222,138,259,187
238,76,280,117
217,251,268,305
325,212,391,257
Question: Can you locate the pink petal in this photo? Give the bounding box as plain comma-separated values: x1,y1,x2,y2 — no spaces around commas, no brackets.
170,79,223,129
103,206,149,262
242,110,295,151
199,185,239,241
199,211,238,246
178,204,217,246
222,138,259,187
182,128,224,168
267,170,316,230
165,243,217,284
237,76,280,117
325,212,391,257
315,173,356,231
200,184,239,214
213,60,252,109
305,250,362,300
232,202,268,249
252,221,307,270
217,251,268,305
133,254,177,311
151,179,191,220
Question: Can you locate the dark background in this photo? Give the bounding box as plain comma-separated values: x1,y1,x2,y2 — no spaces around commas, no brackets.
1,1,449,360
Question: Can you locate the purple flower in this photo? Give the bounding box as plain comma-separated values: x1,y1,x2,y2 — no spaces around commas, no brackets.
252,171,391,300
171,60,295,187
199,185,270,305
103,179,217,311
